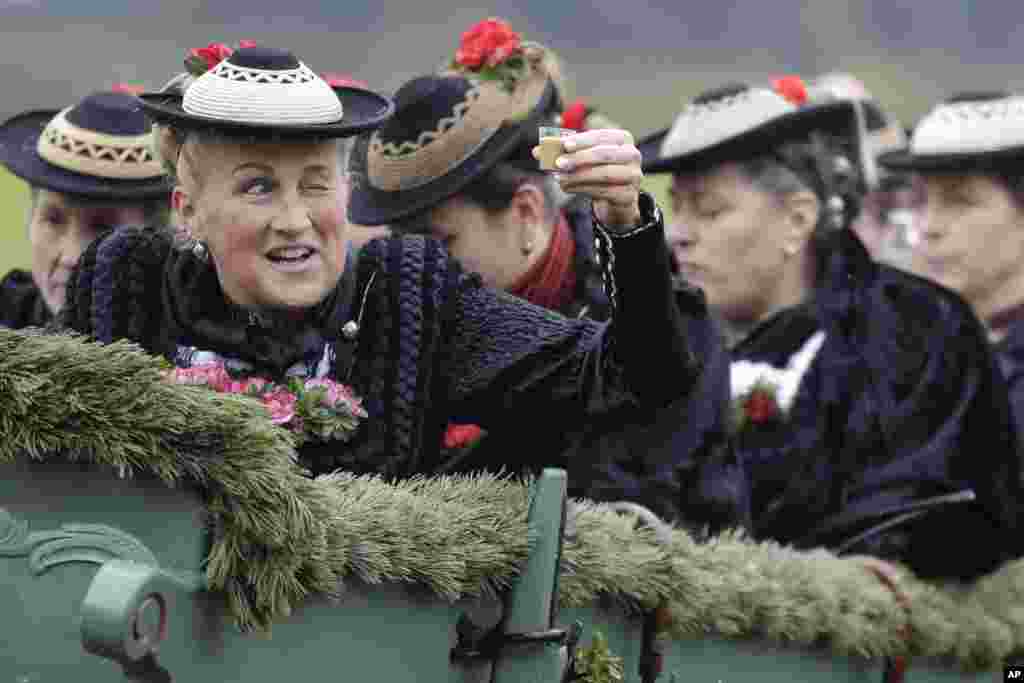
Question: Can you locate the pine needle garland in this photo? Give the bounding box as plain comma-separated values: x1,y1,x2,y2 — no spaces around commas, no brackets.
574,632,625,683
0,328,1023,671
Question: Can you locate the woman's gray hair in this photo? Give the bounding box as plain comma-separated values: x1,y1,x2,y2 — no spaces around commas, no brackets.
737,133,864,286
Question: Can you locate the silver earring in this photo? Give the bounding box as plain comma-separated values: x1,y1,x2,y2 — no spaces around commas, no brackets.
191,239,208,262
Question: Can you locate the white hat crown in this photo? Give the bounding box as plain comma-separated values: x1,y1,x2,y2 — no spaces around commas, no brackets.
182,57,344,126
659,87,796,160
911,95,1024,156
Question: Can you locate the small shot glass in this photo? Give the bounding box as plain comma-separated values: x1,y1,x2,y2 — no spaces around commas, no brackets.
537,126,574,171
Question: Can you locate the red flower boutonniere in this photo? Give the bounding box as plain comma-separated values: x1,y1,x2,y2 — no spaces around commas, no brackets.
443,423,485,451
729,331,827,435
772,75,808,106
450,17,530,93
732,381,782,432
184,40,258,77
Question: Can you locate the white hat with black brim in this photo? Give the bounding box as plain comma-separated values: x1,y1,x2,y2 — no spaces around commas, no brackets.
878,92,1024,173
640,80,859,176
138,46,394,139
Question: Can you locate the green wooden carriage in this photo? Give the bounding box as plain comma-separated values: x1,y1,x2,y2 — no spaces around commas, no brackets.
0,329,1020,682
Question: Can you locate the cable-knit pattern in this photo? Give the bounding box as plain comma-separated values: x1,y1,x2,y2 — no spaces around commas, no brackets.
90,227,171,345
91,230,127,342
392,236,426,471
340,238,398,476
60,233,100,336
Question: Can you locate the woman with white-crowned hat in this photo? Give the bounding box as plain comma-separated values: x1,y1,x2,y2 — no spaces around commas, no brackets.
0,90,172,328
880,91,1024,440
639,77,1023,581
56,43,698,488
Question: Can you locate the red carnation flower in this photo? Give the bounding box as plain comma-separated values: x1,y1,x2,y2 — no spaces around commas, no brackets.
772,75,808,106
744,388,779,423
561,99,589,132
321,72,369,88
190,42,234,71
443,423,484,450
237,40,258,49
455,17,522,70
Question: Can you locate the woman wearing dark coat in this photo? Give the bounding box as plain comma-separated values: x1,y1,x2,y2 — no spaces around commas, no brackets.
57,44,702,492
0,91,171,328
640,78,1024,580
879,92,1024,450
344,20,732,527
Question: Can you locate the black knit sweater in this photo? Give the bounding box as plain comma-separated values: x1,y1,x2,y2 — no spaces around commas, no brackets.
58,194,702,478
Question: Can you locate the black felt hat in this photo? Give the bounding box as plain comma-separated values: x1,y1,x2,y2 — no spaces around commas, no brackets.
347,59,561,226
0,91,172,200
878,91,1024,173
138,47,393,139
640,81,859,176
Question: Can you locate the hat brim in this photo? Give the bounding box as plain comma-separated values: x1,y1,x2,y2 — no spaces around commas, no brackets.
0,110,173,200
347,80,559,226
877,145,1024,173
641,100,857,175
138,85,394,139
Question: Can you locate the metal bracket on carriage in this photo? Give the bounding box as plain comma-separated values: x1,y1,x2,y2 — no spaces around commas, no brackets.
80,558,204,682
450,612,583,663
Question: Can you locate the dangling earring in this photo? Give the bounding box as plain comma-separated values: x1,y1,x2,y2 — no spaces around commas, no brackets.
191,238,208,262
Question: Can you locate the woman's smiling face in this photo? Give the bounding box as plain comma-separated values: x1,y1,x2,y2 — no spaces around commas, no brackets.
175,137,348,310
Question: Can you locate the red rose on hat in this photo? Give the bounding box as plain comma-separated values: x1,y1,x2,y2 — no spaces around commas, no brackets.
561,99,590,132
191,43,233,70
455,17,522,69
184,40,259,77
772,75,808,106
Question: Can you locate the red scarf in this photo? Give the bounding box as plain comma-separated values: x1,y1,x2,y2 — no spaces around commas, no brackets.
508,213,577,312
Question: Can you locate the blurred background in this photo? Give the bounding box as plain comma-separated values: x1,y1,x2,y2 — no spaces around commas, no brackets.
2,0,1022,272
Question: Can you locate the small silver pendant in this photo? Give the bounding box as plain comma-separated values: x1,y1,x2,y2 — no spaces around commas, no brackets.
341,321,359,340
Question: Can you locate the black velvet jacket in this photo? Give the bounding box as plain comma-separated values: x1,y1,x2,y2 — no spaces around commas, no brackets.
434,196,734,529
729,230,1024,580
59,193,704,481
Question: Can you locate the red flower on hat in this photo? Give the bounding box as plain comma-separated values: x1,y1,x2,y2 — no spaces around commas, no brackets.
561,99,590,132
772,75,808,106
455,17,522,70
320,73,369,88
443,423,484,450
110,83,145,95
184,40,259,77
